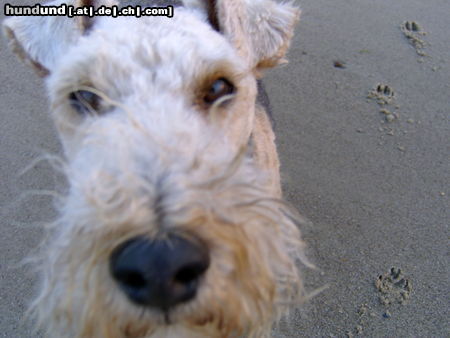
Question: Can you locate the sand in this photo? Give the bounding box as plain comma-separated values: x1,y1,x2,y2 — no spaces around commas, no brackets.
1,0,449,337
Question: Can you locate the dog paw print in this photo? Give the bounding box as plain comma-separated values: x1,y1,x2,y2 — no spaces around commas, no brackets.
368,84,395,105
403,21,421,33
400,21,427,56
376,267,412,305
376,84,394,99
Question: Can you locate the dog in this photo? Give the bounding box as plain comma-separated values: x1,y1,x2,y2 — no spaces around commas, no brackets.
3,0,309,336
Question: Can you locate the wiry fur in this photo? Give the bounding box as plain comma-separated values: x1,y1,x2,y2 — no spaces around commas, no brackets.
3,0,307,337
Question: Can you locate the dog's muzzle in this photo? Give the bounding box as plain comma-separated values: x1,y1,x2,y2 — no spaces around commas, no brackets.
110,233,210,311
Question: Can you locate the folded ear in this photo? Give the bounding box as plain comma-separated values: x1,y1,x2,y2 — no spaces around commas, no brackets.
184,0,300,71
2,0,117,77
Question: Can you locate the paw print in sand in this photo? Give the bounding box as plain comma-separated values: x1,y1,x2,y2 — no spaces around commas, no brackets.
403,21,421,33
376,267,412,306
400,21,427,56
368,84,395,105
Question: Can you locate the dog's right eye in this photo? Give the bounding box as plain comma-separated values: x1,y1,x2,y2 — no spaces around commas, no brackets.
203,78,235,105
69,90,102,116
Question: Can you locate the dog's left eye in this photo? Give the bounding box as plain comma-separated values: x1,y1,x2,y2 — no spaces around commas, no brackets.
69,90,102,116
204,78,235,104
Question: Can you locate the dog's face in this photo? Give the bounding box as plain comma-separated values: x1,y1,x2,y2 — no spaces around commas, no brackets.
4,1,303,337
49,12,256,159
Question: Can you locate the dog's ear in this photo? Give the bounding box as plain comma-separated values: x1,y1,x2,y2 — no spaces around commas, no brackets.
2,0,117,77
184,0,300,71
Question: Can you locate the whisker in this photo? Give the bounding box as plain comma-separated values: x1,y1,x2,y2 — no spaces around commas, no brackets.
17,153,66,178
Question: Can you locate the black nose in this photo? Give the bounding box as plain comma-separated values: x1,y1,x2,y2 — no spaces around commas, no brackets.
109,234,209,311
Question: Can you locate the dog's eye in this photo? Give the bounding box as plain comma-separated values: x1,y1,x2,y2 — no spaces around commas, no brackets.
203,78,235,104
69,90,102,115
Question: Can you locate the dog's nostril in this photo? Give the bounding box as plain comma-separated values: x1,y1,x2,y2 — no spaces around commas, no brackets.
110,234,209,310
174,263,208,284
117,270,147,289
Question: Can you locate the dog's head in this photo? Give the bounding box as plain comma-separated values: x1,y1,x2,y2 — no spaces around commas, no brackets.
4,1,304,337
4,0,299,156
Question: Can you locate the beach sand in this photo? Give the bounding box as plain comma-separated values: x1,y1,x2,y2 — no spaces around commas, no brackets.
1,0,449,336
